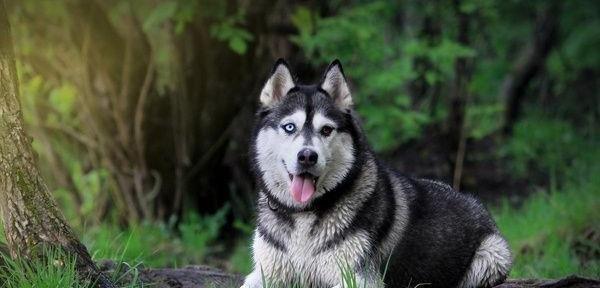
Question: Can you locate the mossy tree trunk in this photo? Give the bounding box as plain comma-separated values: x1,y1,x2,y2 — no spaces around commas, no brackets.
0,1,115,287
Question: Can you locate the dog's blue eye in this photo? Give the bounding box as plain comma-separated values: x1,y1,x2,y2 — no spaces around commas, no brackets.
282,123,296,134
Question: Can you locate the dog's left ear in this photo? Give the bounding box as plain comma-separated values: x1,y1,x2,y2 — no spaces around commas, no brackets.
320,59,352,110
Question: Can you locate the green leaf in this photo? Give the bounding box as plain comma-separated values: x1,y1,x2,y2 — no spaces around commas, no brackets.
291,6,315,36
144,1,178,31
229,37,247,54
49,84,76,118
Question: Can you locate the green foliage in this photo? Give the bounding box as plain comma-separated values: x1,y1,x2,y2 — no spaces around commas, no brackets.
209,8,254,55
143,0,253,54
291,0,599,152
466,103,503,140
501,117,590,179
48,85,77,121
228,240,253,274
144,1,181,32
0,249,83,288
291,1,509,151
494,114,599,278
292,2,435,151
179,205,229,261
552,0,600,73
83,206,228,268
0,247,144,287
405,38,476,82
494,148,600,278
227,220,254,273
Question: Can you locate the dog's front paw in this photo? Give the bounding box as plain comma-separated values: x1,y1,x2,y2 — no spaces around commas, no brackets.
241,270,263,288
240,282,260,288
240,281,262,288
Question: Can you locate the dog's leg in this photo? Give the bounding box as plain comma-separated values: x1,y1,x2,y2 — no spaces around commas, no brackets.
458,234,512,288
240,269,263,288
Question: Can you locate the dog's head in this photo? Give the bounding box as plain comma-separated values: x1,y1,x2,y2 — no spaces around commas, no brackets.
252,59,360,208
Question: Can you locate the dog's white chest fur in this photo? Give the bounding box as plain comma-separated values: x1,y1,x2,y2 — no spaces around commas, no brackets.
288,213,318,253
287,214,327,275
250,211,371,287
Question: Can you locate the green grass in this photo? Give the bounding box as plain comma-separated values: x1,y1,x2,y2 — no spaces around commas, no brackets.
82,206,228,268
493,151,600,278
494,186,600,278
0,247,144,288
0,208,228,287
0,241,181,287
0,249,84,288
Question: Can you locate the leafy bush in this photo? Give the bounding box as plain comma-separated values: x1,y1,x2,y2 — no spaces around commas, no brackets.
83,206,229,268
292,2,436,151
501,116,590,181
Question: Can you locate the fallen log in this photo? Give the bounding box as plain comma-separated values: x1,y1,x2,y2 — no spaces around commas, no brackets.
100,262,599,288
497,276,600,288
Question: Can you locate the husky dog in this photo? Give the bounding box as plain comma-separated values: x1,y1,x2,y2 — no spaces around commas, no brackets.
241,59,512,288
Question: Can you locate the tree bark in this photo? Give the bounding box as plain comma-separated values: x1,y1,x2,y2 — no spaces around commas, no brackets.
0,1,115,287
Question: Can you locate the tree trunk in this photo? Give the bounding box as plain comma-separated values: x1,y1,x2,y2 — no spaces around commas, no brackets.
449,0,473,191
0,2,115,287
501,3,559,135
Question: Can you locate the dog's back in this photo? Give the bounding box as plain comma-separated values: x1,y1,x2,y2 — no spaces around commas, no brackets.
385,176,511,287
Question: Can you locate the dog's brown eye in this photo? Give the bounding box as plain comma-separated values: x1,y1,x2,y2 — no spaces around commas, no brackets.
320,126,334,137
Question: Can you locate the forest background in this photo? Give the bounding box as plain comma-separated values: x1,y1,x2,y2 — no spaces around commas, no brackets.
2,0,598,283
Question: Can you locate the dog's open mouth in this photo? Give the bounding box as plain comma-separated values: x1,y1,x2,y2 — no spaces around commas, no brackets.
288,172,318,203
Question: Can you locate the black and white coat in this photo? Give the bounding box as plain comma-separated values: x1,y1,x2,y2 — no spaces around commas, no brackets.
241,60,512,288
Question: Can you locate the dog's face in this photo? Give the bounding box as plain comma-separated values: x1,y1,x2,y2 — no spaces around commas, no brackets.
253,59,357,208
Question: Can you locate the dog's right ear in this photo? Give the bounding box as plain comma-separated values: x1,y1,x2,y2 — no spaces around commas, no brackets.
260,59,295,107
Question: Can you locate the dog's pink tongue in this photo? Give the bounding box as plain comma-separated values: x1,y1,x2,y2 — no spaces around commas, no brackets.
290,175,315,203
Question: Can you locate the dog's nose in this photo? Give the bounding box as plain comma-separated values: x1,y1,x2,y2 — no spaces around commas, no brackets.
297,148,318,167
